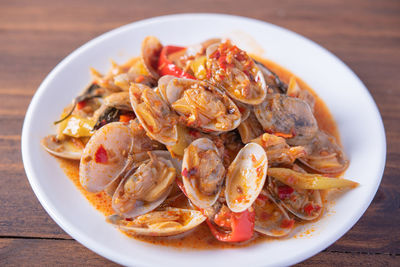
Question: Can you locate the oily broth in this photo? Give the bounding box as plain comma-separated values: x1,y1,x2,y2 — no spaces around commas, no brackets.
57,57,342,248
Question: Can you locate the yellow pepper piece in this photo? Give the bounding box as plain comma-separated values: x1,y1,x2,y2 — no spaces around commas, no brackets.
268,168,358,190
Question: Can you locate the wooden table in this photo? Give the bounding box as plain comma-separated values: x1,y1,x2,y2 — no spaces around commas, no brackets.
1,0,399,265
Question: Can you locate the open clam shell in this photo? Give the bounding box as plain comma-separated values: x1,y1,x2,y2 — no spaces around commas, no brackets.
299,130,349,174
254,94,318,146
41,135,83,160
129,83,178,146
107,208,206,237
79,122,134,192
206,42,267,105
141,36,162,79
156,75,176,104
225,143,268,213
182,138,225,209
267,176,323,220
104,92,132,111
237,111,264,144
254,191,293,237
166,77,241,133
112,152,176,218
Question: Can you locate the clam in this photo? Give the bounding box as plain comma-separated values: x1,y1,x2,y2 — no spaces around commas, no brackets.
234,100,250,122
299,130,349,174
112,151,176,218
267,176,322,220
225,143,268,213
113,72,156,91
237,111,264,144
141,36,163,79
185,38,221,57
156,75,176,104
107,208,206,236
128,119,165,154
251,133,306,167
129,83,178,146
79,122,134,192
256,62,287,94
254,94,318,146
166,77,241,132
254,190,294,237
182,138,225,209
206,41,267,105
41,135,84,160
104,92,133,111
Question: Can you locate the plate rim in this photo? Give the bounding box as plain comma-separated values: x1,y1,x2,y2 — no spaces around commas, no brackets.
21,13,387,267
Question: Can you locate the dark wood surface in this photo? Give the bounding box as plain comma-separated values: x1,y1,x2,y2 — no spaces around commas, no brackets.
0,0,399,265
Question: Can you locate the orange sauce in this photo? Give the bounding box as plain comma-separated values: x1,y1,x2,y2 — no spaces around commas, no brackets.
57,57,342,249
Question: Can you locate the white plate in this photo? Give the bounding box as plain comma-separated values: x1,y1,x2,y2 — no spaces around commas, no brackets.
21,14,386,267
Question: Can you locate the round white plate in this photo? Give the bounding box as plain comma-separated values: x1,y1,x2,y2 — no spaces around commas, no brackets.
21,14,386,267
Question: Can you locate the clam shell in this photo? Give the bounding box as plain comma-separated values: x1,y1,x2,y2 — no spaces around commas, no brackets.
157,75,176,104
206,43,267,105
104,92,132,111
254,94,318,146
79,122,133,192
111,152,176,218
107,208,206,236
129,83,178,146
267,176,323,220
225,143,268,213
254,191,293,237
166,78,241,133
237,111,264,144
141,36,162,79
299,130,349,174
181,138,224,209
41,135,83,160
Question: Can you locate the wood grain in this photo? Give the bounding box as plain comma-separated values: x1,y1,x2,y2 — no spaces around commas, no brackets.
0,0,399,265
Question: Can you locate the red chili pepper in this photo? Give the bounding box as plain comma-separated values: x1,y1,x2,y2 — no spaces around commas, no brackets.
94,145,108,163
76,100,87,110
206,208,255,242
158,46,195,79
278,185,294,200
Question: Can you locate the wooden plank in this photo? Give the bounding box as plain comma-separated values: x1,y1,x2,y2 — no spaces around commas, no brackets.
0,238,398,266
0,239,118,266
298,251,399,266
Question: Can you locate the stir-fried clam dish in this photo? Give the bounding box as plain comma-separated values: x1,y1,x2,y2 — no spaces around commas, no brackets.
42,37,358,244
